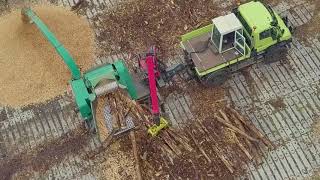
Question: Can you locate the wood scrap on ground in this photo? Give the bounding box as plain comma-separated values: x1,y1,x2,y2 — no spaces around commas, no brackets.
95,97,109,142
91,88,272,179
92,0,220,58
130,131,142,180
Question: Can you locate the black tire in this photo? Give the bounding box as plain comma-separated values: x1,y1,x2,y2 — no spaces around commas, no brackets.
200,71,228,87
264,45,288,64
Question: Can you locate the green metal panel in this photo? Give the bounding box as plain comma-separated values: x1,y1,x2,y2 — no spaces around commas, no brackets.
253,14,291,52
83,60,138,100
180,21,253,76
21,8,139,122
179,1,291,77
181,24,213,42
237,1,292,52
83,64,116,88
22,8,81,80
238,1,272,34
70,79,92,120
113,60,138,100
277,14,292,42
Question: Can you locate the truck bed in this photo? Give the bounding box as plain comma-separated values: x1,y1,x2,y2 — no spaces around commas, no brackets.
182,32,241,73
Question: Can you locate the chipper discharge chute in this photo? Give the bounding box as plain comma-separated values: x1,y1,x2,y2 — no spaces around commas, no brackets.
21,8,138,139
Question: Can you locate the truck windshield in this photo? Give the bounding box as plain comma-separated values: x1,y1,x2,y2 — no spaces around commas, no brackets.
212,26,221,49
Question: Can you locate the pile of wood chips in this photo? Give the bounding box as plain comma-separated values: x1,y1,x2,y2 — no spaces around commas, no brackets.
93,0,219,58
0,5,95,107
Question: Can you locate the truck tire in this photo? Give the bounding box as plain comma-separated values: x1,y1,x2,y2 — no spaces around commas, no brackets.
200,70,228,87
264,44,288,64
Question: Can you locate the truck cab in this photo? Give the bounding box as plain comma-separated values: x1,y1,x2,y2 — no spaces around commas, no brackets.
211,13,247,56
234,1,292,53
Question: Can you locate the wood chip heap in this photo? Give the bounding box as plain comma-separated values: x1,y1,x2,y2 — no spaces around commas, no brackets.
0,5,95,107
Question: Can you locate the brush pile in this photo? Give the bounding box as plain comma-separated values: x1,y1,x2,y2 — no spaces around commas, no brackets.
92,89,273,179
135,106,273,179
94,0,219,58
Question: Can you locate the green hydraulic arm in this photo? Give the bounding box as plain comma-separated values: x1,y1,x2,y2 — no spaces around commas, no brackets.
21,7,81,80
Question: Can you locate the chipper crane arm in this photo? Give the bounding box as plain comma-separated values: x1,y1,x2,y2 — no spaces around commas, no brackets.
138,46,168,136
21,8,138,132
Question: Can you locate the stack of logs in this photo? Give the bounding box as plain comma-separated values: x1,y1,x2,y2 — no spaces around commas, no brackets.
93,90,274,179
214,107,274,172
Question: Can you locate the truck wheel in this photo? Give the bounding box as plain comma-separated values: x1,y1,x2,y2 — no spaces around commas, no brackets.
200,71,228,87
264,52,278,64
264,46,287,64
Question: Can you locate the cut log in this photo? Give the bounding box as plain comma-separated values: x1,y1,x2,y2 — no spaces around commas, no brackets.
219,110,253,160
197,121,234,173
186,129,212,163
165,130,193,152
160,133,182,156
158,141,176,158
213,114,259,142
169,129,190,143
130,131,142,180
229,113,251,145
226,107,274,149
229,112,259,161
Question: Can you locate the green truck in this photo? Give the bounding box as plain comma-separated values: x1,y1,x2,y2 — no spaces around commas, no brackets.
181,0,292,86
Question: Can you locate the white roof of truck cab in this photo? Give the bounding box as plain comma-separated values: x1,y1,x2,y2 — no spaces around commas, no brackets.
212,13,243,35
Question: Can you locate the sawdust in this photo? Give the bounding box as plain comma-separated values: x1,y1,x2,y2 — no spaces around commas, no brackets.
96,95,110,142
224,128,238,144
95,140,137,180
0,5,95,107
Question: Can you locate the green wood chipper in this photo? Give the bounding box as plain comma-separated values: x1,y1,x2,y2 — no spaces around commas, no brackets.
21,8,170,138
21,8,138,132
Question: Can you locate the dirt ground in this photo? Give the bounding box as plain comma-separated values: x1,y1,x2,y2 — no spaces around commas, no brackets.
295,1,320,42
93,0,224,58
0,126,90,179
